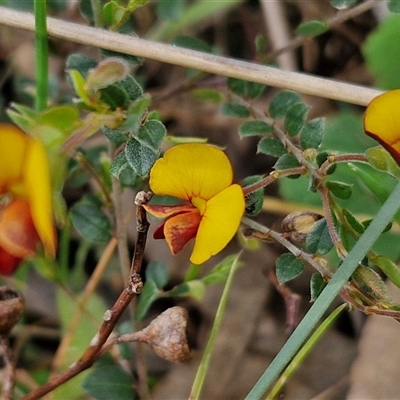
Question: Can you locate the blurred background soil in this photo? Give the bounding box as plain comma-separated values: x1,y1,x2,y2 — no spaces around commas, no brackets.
1,1,400,398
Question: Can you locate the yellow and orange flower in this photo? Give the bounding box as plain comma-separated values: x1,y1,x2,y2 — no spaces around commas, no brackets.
144,143,245,265
364,89,400,164
0,124,56,275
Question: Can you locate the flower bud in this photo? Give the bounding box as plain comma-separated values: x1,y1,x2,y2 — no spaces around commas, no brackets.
282,211,322,243
0,287,24,334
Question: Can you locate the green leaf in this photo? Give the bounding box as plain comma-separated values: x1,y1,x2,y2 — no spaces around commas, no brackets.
156,0,185,20
167,280,206,300
135,279,159,320
121,75,143,101
119,94,152,133
274,153,301,178
284,103,310,136
83,365,136,400
276,253,305,283
257,137,287,157
305,218,333,255
326,180,353,199
100,83,130,109
221,102,251,118
352,265,392,301
388,0,400,13
296,20,329,37
145,261,169,289
190,88,225,103
329,0,357,9
55,289,106,399
348,163,392,204
227,77,265,99
310,273,326,301
202,254,243,285
110,152,133,179
65,53,97,79
125,137,158,177
103,126,128,146
363,14,400,89
239,120,273,137
342,208,365,235
316,151,336,175
172,35,212,53
370,254,400,289
269,91,302,119
300,118,324,149
70,203,112,243
241,175,264,216
365,146,400,179
136,120,166,152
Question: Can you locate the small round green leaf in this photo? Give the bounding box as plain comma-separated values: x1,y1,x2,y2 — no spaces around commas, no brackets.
274,153,301,178
222,102,251,118
276,253,305,283
125,137,158,177
71,203,112,243
305,218,333,255
227,77,265,99
136,120,167,152
300,118,324,149
326,180,353,199
269,91,302,119
296,20,329,38
239,120,273,137
121,75,143,101
284,102,310,136
257,137,287,157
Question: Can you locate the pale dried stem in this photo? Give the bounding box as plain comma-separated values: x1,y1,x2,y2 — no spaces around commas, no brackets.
0,7,381,105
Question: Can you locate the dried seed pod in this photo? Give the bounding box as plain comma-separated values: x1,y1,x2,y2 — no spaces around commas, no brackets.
282,211,323,243
0,287,24,334
136,306,191,362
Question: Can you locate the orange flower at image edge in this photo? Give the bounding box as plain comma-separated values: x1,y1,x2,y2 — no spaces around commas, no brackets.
0,124,56,275
364,89,400,165
144,144,245,265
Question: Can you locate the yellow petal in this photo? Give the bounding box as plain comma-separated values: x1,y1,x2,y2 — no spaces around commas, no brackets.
23,138,56,257
364,89,400,164
190,184,244,264
149,144,234,202
0,125,28,195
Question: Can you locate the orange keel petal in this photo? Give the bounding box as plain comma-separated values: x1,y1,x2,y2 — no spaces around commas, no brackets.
163,210,201,255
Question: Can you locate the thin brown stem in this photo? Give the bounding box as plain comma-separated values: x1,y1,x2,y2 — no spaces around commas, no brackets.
0,336,15,400
242,217,332,279
262,0,381,64
21,192,151,400
242,166,306,196
319,153,368,175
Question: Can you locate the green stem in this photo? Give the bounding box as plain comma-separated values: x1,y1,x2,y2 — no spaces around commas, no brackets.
266,304,347,399
245,181,400,399
189,252,242,400
34,0,48,111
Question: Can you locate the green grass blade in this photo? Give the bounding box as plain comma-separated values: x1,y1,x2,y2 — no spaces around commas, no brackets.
34,0,49,111
246,181,400,399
